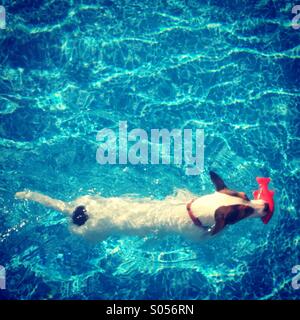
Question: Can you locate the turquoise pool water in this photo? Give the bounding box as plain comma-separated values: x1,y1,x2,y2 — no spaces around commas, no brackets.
0,0,299,299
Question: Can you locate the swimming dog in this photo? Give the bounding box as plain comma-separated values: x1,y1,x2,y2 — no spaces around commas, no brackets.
15,171,269,242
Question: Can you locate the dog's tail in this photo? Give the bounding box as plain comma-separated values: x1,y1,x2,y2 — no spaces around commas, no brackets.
15,191,73,215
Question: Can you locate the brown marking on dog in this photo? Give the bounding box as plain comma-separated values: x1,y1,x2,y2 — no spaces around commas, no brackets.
209,171,258,235
210,205,255,235
209,171,250,200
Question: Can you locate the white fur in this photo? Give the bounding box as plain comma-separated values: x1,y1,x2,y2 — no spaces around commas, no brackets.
69,189,210,242
16,189,266,243
68,191,266,242
191,192,266,225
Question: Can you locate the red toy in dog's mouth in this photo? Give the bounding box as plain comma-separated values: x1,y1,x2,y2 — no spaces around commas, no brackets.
253,177,275,224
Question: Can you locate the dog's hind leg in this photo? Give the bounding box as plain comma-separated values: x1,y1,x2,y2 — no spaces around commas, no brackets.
15,191,73,216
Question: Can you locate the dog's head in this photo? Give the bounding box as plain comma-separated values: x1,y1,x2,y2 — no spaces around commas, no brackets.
248,199,270,217
209,171,269,220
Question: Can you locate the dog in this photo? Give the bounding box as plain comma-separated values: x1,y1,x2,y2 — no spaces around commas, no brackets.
15,171,269,242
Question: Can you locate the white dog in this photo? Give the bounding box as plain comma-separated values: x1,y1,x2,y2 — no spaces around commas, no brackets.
15,171,269,242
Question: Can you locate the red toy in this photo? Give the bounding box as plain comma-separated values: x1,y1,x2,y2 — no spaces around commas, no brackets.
253,177,275,224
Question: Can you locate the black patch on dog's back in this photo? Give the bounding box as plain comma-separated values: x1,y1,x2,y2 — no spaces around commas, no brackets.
72,205,89,226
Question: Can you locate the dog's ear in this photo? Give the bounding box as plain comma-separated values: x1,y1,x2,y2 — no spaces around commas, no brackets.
209,171,227,191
